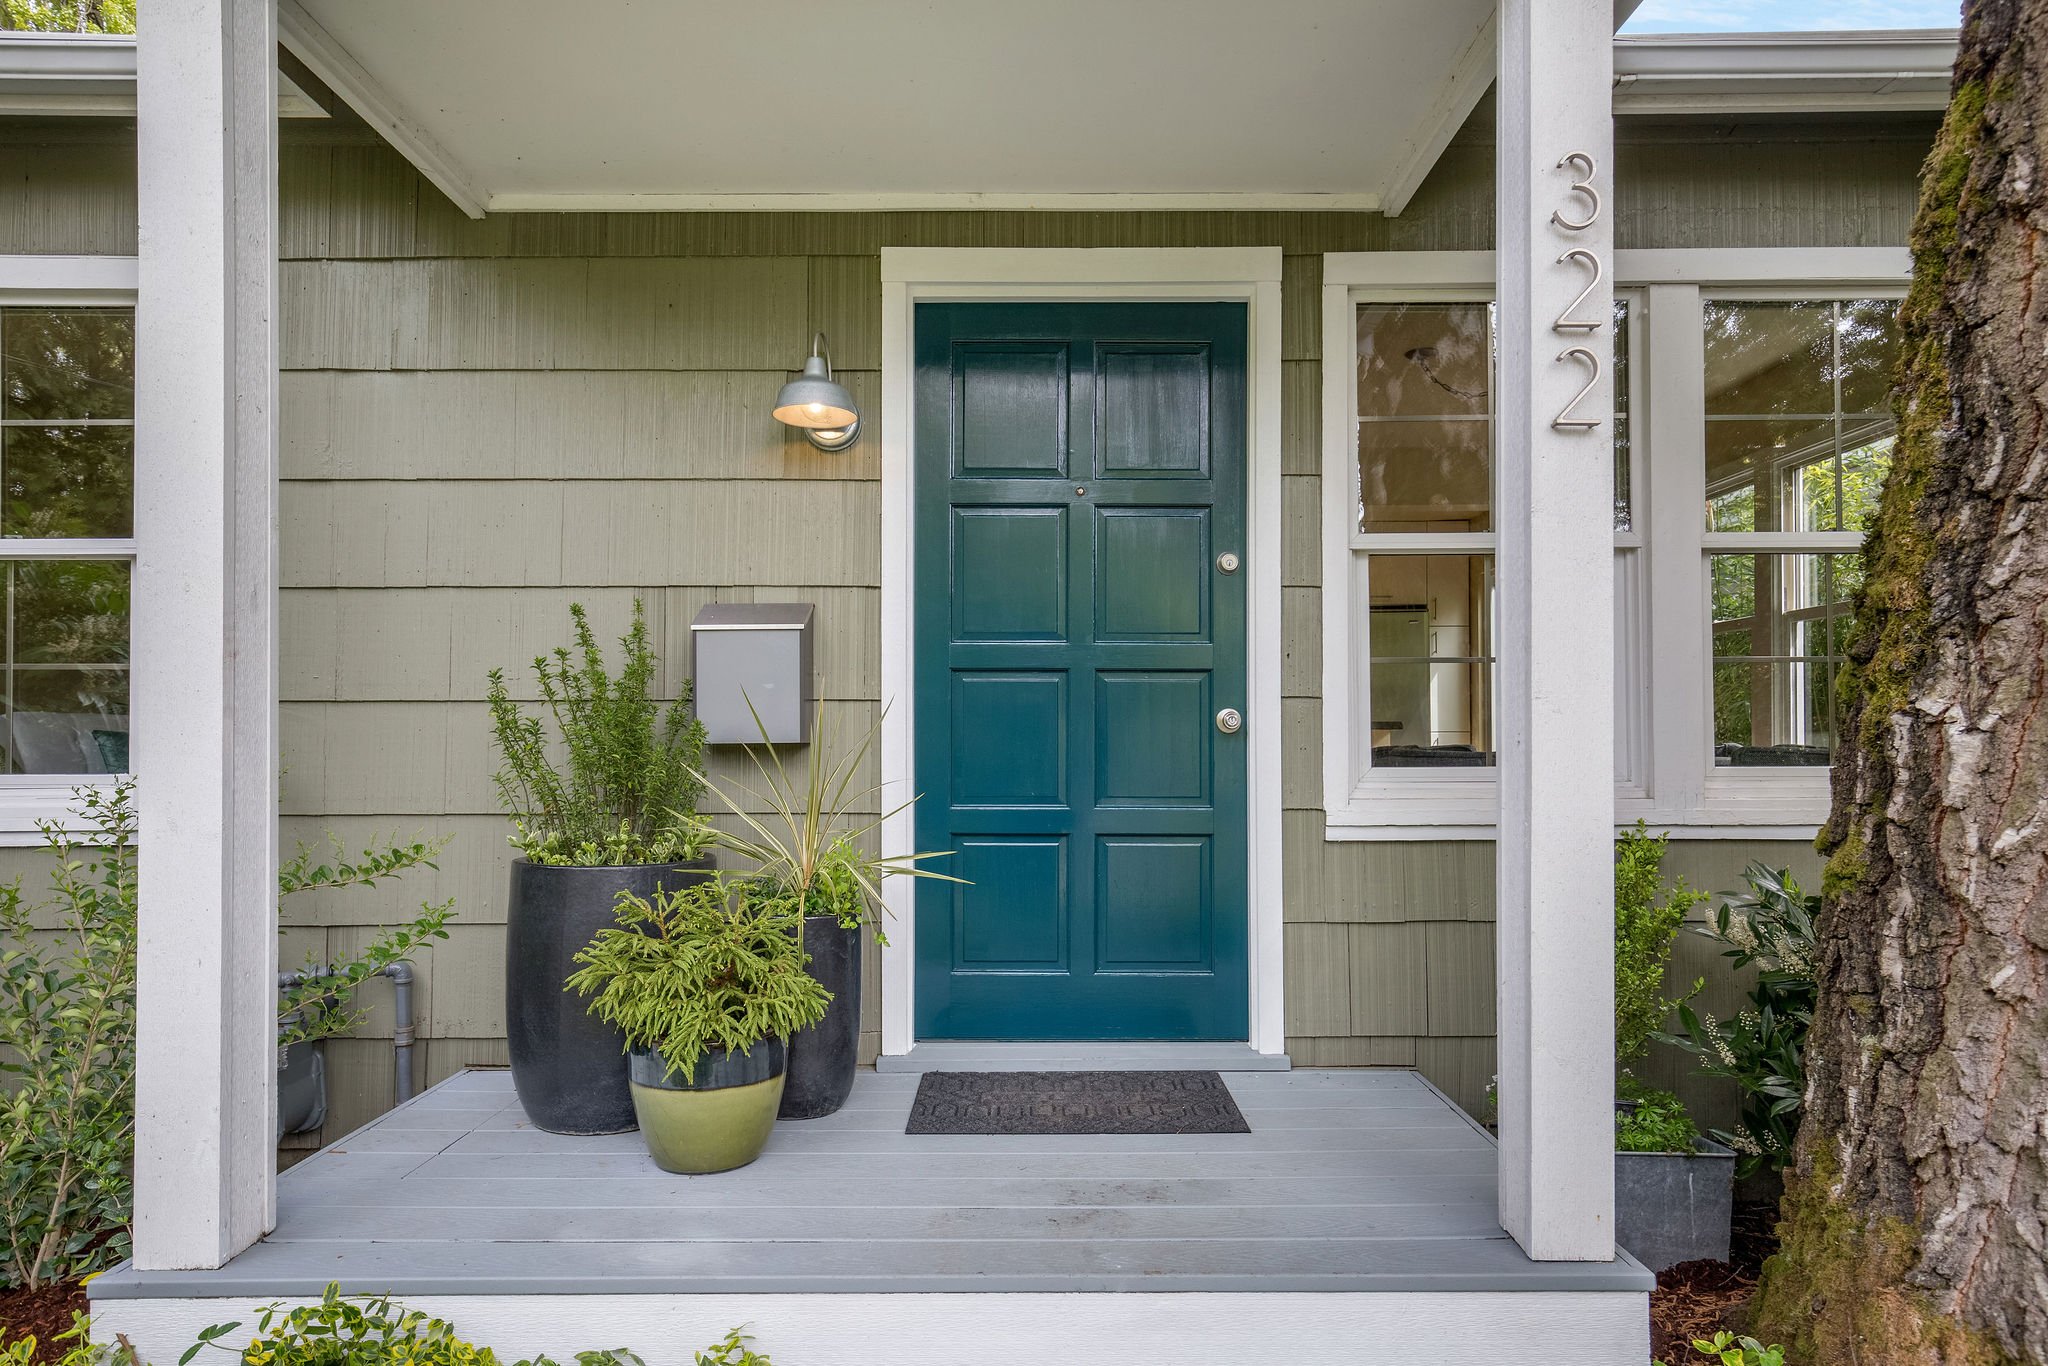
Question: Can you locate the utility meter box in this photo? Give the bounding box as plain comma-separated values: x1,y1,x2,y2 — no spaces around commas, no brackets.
689,603,814,744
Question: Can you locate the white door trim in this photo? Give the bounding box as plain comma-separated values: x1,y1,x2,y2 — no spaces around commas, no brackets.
877,246,1287,1060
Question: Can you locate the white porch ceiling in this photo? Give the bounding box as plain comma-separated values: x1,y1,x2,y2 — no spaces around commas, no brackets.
288,0,1501,218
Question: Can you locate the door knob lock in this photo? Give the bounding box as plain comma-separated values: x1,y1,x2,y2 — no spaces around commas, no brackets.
1216,551,1241,574
1216,708,1243,735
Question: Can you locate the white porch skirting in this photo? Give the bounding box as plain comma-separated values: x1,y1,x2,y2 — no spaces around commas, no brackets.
95,1289,1650,1366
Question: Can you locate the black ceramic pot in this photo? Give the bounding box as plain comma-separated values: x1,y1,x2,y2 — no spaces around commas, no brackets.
505,858,709,1135
779,915,861,1120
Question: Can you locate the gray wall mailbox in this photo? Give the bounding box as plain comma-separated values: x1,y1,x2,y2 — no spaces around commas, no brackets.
689,603,814,744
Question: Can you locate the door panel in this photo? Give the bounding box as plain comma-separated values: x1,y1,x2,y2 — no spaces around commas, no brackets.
914,301,1248,1041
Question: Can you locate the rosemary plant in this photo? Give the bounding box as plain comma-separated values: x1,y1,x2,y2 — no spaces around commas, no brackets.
566,873,829,1085
486,601,709,867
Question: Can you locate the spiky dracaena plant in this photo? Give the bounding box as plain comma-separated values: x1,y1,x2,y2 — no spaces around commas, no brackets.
566,873,829,1085
486,601,709,867
689,700,957,946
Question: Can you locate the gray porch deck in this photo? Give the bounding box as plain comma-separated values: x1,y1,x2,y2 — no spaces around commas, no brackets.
93,1067,1651,1299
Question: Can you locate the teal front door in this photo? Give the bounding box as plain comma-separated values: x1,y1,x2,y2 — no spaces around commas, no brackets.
913,301,1249,1040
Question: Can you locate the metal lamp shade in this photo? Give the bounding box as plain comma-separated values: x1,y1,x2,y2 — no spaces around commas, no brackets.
772,358,859,431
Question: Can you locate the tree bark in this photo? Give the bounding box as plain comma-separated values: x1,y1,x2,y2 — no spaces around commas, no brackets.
1755,2,2048,1362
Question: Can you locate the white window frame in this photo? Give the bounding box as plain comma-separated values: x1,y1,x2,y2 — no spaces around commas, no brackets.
0,256,140,842
1321,248,1910,840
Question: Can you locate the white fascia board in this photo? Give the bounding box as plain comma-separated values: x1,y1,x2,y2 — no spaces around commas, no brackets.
274,0,488,219
0,31,134,112
0,32,324,116
1613,28,1958,113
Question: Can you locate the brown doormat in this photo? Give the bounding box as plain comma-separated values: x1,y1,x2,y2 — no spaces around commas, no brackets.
905,1069,1251,1135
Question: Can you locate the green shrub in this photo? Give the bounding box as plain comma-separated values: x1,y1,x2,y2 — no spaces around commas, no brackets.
0,1312,131,1366
1614,821,1706,1065
276,834,453,1048
567,874,829,1084
182,1284,763,1366
487,601,709,868
1615,1078,1700,1154
1658,863,1817,1177
0,782,138,1289
1654,1331,1787,1366
0,783,452,1292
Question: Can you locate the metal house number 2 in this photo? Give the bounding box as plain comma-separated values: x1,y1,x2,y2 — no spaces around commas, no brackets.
1549,151,1605,432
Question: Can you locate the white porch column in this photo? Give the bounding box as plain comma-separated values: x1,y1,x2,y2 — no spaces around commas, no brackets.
131,0,280,1269
1493,0,1616,1261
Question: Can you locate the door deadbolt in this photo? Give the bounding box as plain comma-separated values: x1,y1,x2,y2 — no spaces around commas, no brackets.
1216,708,1244,735
1216,551,1241,574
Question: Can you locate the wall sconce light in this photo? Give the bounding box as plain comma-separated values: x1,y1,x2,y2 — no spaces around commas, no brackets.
773,332,861,451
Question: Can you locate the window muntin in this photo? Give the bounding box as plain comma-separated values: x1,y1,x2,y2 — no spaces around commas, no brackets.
0,307,134,776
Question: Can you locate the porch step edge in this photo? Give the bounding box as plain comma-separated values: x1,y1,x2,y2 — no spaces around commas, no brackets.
874,1042,1292,1073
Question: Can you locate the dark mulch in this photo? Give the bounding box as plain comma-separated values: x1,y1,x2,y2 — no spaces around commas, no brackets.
0,1279,89,1362
1649,1198,1780,1364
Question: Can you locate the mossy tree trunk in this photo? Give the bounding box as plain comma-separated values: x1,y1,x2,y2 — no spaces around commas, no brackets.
1753,2,2048,1362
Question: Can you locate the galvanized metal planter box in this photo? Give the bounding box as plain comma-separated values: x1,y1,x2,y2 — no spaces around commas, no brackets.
1616,1138,1736,1272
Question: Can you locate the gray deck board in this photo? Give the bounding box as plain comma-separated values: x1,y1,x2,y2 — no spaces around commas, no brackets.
93,1068,1654,1299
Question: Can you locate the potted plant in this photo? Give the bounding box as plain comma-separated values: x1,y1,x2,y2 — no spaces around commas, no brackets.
487,601,710,1135
694,701,955,1120
567,873,828,1173
1659,863,1818,1200
1612,821,1734,1272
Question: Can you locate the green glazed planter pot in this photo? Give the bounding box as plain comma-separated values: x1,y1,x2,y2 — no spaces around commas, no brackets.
628,1041,786,1174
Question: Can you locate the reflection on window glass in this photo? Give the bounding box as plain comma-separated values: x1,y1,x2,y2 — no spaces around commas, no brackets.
3,561,130,774
1357,303,1491,533
1702,300,1900,533
1710,553,1858,766
1367,555,1494,767
1614,299,1632,532
1,307,136,775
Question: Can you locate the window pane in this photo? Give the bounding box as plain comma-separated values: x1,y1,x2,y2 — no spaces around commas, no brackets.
1838,299,1901,415
1367,554,1494,767
1704,302,1832,415
1357,419,1490,533
1614,299,1632,532
1709,552,1857,766
2,309,135,421
1357,303,1491,534
3,425,135,538
1703,301,1902,533
3,560,130,774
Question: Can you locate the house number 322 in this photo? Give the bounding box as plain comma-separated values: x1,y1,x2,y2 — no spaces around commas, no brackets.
1550,151,1604,432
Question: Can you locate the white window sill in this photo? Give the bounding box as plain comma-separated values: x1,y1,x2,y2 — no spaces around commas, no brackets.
0,778,123,844
1325,780,1830,842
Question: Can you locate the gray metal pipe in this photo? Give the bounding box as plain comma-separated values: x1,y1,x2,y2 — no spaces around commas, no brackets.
275,959,420,1107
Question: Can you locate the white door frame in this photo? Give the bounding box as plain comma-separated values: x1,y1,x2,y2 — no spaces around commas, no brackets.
877,246,1287,1059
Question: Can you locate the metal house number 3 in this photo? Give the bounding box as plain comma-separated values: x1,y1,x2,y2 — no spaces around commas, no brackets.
1549,151,1605,432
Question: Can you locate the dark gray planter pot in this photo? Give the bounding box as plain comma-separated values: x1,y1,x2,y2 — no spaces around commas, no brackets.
779,915,860,1120
1617,1138,1736,1271
276,1039,326,1139
506,858,710,1135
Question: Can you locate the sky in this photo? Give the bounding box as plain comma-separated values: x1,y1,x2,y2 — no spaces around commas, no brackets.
1622,0,1959,30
